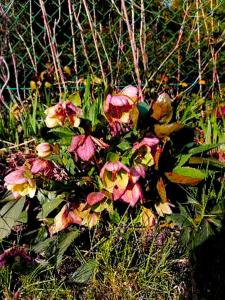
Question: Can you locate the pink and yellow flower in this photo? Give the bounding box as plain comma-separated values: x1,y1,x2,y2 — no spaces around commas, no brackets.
103,85,139,135
133,137,159,167
49,202,99,235
31,158,54,177
36,143,58,158
100,161,130,193
68,135,109,161
4,166,36,199
45,101,82,128
99,161,145,207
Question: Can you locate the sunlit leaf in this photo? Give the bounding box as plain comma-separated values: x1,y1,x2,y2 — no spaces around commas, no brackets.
140,207,156,228
151,93,173,124
154,122,183,138
165,166,206,185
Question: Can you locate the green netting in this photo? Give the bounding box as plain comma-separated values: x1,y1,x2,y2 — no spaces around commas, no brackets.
0,0,225,93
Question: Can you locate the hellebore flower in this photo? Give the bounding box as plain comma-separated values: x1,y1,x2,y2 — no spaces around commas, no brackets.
103,85,139,135
49,204,82,235
45,101,81,128
133,137,159,167
68,135,109,161
87,191,106,206
100,162,145,207
49,203,99,235
113,182,144,207
36,143,58,158
100,161,130,193
31,158,54,177
4,166,36,199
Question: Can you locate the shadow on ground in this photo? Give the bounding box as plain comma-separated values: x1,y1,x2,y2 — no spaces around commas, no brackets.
192,226,225,300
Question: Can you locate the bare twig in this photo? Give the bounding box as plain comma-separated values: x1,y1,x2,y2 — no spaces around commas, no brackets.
82,0,106,85
121,0,143,100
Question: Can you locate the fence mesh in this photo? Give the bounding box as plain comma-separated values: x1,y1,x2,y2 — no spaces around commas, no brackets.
0,0,225,96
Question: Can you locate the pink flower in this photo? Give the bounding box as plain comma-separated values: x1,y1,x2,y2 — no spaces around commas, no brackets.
4,166,36,199
113,182,144,207
133,137,159,167
86,192,106,206
133,137,159,152
68,135,109,161
31,158,54,177
36,143,55,158
45,101,81,128
103,85,139,135
100,161,144,207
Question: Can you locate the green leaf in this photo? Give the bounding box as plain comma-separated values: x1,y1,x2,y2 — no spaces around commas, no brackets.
32,236,57,253
57,230,80,267
137,101,150,117
189,157,225,168
0,197,25,239
37,193,66,219
72,259,97,283
117,140,131,151
172,166,207,179
106,152,119,162
188,142,224,155
49,127,75,138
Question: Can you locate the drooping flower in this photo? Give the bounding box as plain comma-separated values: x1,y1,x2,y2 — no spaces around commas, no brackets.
86,191,106,206
133,137,159,167
31,158,54,177
45,101,81,128
113,182,144,207
4,166,36,199
36,143,58,158
100,161,130,193
100,161,145,207
103,85,139,135
49,203,99,235
68,135,109,161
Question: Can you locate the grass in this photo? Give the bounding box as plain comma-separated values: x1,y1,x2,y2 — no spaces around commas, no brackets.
0,87,224,299
0,220,191,299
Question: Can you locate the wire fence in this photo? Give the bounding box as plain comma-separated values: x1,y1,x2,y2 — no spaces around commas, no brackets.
0,0,225,99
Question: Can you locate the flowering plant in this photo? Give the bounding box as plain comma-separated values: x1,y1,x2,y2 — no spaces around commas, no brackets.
2,86,223,242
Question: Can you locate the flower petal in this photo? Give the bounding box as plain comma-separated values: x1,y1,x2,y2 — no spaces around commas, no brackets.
4,168,27,185
87,192,106,206
77,136,96,161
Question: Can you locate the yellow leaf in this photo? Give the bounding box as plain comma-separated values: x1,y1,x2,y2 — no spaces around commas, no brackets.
165,172,204,185
151,93,173,124
154,122,183,138
140,207,156,228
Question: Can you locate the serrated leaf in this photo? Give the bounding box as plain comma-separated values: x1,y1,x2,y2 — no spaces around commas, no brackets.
173,166,206,179
0,197,25,239
72,259,97,283
32,236,57,253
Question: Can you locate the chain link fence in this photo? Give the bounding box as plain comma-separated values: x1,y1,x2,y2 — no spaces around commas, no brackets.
0,0,225,97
